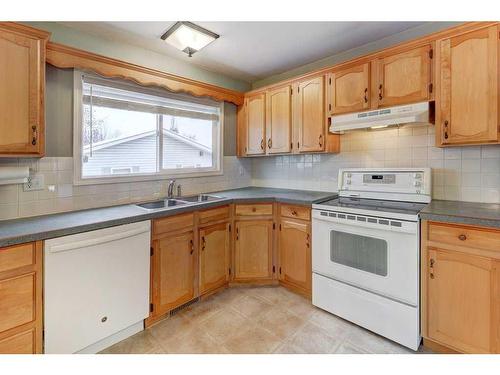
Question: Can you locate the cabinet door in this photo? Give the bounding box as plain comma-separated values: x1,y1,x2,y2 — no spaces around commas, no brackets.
328,63,369,115
266,85,291,154
0,28,44,156
427,248,496,353
375,45,431,107
153,231,195,315
234,220,273,280
279,219,311,293
245,94,266,155
296,76,325,152
437,25,498,145
199,223,230,295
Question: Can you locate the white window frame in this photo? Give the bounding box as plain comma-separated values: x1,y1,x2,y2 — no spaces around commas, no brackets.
73,71,224,186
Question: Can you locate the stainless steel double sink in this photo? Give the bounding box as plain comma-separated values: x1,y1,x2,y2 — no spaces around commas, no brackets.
136,194,222,210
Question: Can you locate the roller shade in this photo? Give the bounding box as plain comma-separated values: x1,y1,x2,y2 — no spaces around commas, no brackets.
82,75,220,122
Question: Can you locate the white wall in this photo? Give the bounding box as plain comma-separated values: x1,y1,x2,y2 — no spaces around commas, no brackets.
252,125,500,204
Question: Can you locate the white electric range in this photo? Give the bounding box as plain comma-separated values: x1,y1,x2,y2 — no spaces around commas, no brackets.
312,168,431,350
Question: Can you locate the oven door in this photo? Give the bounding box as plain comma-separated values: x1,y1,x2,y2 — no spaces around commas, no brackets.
312,211,419,306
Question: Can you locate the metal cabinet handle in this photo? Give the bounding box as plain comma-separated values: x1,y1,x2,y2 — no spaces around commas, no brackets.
443,120,449,140
318,134,323,148
291,210,297,216
364,88,368,103
201,236,206,250
378,84,383,100
458,234,467,241
31,125,37,146
268,138,272,149
190,239,194,254
429,258,435,279
260,139,265,150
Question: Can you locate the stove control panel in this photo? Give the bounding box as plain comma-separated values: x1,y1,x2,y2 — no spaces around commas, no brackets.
338,168,431,203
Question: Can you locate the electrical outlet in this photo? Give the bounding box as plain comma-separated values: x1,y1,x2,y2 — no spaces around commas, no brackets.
23,174,45,192
239,167,245,176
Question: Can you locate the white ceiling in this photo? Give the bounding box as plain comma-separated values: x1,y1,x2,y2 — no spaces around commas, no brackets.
62,22,429,84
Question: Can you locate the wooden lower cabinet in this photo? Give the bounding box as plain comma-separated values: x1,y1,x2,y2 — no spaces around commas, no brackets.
278,218,311,296
0,241,43,354
234,220,274,281
151,231,196,317
199,222,230,294
422,220,500,353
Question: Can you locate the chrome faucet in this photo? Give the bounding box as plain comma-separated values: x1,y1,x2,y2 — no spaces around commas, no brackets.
167,180,176,198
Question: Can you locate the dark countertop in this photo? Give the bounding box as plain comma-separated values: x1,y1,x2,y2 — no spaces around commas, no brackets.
0,186,337,247
419,200,500,228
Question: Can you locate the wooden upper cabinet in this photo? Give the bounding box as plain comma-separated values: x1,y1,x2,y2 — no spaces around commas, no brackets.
279,218,311,294
0,23,49,157
427,248,498,353
374,45,432,108
266,85,292,154
328,63,369,115
199,223,230,295
245,93,266,155
153,231,195,315
234,220,273,280
436,25,499,146
295,76,325,152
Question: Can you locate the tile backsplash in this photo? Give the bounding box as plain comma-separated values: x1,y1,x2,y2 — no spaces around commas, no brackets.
1,125,499,221
252,125,500,203
0,156,251,220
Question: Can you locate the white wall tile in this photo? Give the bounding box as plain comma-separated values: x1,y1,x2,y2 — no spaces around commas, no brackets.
251,125,500,204
0,156,251,220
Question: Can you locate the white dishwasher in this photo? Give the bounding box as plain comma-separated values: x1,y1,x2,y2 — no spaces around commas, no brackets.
44,220,151,354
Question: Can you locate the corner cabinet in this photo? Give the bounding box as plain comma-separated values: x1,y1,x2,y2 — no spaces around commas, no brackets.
294,76,326,153
266,85,292,154
0,23,49,157
421,220,500,353
436,24,499,146
244,93,266,155
238,76,339,157
234,220,274,281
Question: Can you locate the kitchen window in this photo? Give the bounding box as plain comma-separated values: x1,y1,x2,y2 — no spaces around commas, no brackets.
73,71,223,185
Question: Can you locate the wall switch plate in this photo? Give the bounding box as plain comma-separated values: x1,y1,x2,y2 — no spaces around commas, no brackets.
23,174,45,192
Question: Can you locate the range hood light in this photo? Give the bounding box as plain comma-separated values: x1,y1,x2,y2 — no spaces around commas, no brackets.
370,125,389,129
161,22,219,57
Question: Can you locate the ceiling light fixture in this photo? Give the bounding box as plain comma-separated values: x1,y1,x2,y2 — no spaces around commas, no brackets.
161,21,219,57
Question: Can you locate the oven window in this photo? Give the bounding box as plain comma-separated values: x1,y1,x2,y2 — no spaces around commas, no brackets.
330,231,388,276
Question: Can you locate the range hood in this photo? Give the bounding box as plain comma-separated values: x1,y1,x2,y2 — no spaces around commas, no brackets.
330,101,431,133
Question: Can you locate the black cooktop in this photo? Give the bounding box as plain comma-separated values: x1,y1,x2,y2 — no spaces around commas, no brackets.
317,197,428,216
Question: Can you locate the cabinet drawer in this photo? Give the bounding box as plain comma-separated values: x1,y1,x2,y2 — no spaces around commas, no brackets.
0,329,35,354
280,204,310,221
428,222,500,252
0,273,35,333
199,206,230,225
0,243,35,274
235,204,273,216
153,212,194,236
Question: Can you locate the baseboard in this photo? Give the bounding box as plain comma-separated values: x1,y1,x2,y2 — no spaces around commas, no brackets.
423,338,460,354
279,281,311,300
76,321,144,354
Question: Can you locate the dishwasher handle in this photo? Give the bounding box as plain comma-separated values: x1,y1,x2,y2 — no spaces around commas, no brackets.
48,226,150,254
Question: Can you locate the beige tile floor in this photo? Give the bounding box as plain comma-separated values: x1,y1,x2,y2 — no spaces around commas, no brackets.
100,286,432,354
